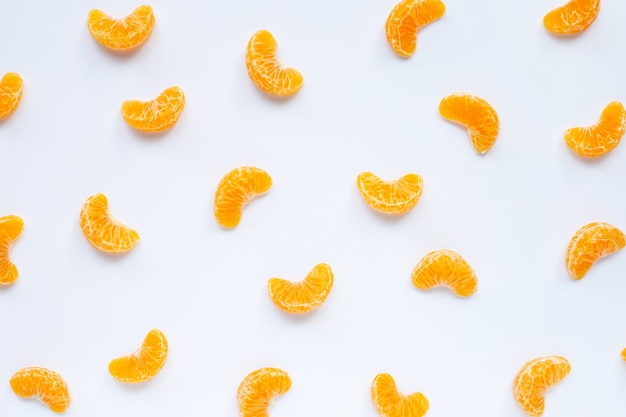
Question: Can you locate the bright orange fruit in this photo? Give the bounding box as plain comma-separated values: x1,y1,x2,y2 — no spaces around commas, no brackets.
121,86,185,133
214,166,272,228
246,30,303,97
543,0,600,36
513,355,570,417
412,249,477,297
0,72,23,120
356,172,423,215
0,214,23,285
109,329,168,383
87,5,155,51
439,93,500,154
565,222,625,280
238,368,291,417
371,373,429,417
564,101,626,158
268,263,334,314
10,367,71,413
385,0,446,57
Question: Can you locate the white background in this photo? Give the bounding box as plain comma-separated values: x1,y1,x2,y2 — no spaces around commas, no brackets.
1,0,626,416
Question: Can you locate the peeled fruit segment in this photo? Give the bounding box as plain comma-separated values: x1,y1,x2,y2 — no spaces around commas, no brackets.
371,373,429,417
0,72,23,120
214,166,272,228
121,86,185,133
268,263,334,314
109,329,168,383
513,355,571,417
237,368,291,417
87,5,155,51
564,101,626,158
0,214,23,285
356,172,424,215
565,222,625,279
10,367,71,413
411,249,477,297
385,0,446,57
543,0,600,36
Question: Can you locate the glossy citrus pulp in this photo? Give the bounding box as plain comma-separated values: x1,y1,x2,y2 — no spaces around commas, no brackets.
357,172,423,215
214,166,272,228
543,0,600,35
268,263,334,314
87,5,155,51
0,215,23,285
371,373,429,417
79,193,140,254
385,0,446,57
565,222,625,279
109,329,168,383
10,367,70,413
0,72,23,120
513,356,570,417
412,249,477,297
564,101,625,158
238,368,291,417
121,86,185,133
246,30,303,97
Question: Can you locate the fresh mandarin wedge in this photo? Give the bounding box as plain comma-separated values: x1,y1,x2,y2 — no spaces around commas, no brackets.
371,373,429,417
214,166,272,228
121,86,185,133
622,348,626,361
10,367,71,413
109,329,168,383
268,263,334,314
543,0,600,36
385,0,446,57
0,72,23,120
513,356,570,417
412,249,477,297
246,30,303,97
238,368,291,417
564,101,626,158
0,214,23,285
565,222,625,280
357,172,423,215
87,5,155,51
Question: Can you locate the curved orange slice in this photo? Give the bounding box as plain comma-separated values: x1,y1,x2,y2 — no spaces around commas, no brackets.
543,0,600,36
385,0,446,58
214,166,272,228
0,214,23,285
439,93,500,154
412,249,477,297
246,30,303,97
109,329,168,383
87,5,155,52
371,373,429,417
10,367,70,413
79,193,139,254
268,263,334,314
0,72,23,120
237,367,291,417
121,86,185,133
564,101,626,158
513,355,570,417
357,172,424,215
565,222,625,280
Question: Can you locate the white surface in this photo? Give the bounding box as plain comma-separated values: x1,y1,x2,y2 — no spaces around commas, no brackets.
1,0,626,416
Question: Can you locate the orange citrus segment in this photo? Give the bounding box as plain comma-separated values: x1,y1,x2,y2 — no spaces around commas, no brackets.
513,355,571,417
237,368,291,417
121,86,185,133
411,249,477,297
246,30,303,97
268,263,334,314
109,329,168,383
0,72,23,120
564,101,626,158
622,348,626,362
87,5,155,51
214,166,272,228
356,172,424,215
439,93,500,154
543,0,600,35
385,0,446,57
0,214,23,285
565,222,625,280
10,367,71,413
371,373,429,417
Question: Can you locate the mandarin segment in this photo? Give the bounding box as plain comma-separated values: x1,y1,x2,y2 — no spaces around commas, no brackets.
564,101,626,158
357,172,423,215
214,166,272,228
87,5,155,51
10,367,71,413
238,368,292,417
371,373,429,417
0,214,23,285
513,356,570,417
543,0,600,35
121,86,185,133
411,250,477,297
385,0,446,57
565,222,625,280
0,72,23,120
622,348,626,362
109,329,168,383
268,263,334,314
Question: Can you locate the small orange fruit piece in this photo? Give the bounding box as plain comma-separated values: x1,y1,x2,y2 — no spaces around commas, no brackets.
513,355,570,417
439,93,500,154
0,72,23,120
10,367,71,413
385,0,446,58
214,166,272,228
357,172,424,215
238,368,292,417
565,222,625,280
121,86,185,133
564,101,626,158
543,0,600,36
109,329,168,383
622,348,626,361
246,30,303,97
371,373,429,417
412,249,477,297
268,263,334,314
0,214,23,285
87,5,155,52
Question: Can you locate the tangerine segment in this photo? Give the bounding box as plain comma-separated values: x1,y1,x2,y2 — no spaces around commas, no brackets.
564,101,626,158
268,263,334,314
10,367,71,413
0,214,23,285
622,348,626,362
79,193,140,254
357,172,423,215
237,368,292,417
543,0,600,35
214,166,272,228
385,0,446,57
371,373,429,417
513,356,570,417
565,222,625,280
0,72,23,120
109,329,168,383
411,250,477,297
246,30,303,97
121,86,185,133
87,5,155,51
439,93,500,154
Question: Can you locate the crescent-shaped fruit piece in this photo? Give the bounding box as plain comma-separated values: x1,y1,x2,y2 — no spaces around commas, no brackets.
565,222,625,279
109,329,168,383
10,367,71,413
543,0,600,36
371,373,429,417
246,30,303,97
237,368,292,417
412,249,477,297
513,355,571,417
0,72,23,120
268,263,334,314
87,5,155,51
385,0,446,57
0,214,23,285
564,101,626,158
357,172,424,215
121,86,185,133
214,166,272,228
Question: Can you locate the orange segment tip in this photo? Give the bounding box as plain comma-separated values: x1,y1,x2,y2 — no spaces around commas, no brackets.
10,367,71,413
371,373,429,417
565,222,625,280
385,0,446,57
121,86,185,133
564,101,626,158
0,214,23,285
214,166,272,228
0,72,23,120
356,172,423,215
412,249,477,297
109,329,168,383
87,5,155,51
238,368,292,417
543,0,600,36
268,263,334,314
513,355,570,417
